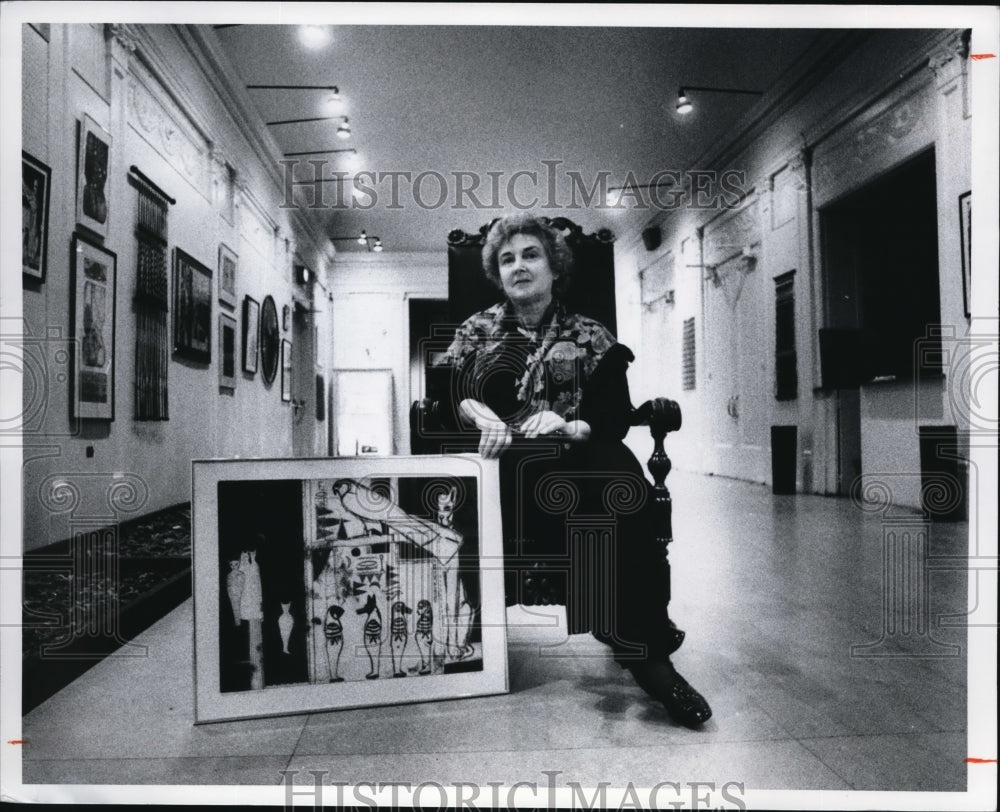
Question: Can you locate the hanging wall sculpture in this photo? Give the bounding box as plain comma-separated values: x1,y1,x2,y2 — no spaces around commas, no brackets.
192,456,506,722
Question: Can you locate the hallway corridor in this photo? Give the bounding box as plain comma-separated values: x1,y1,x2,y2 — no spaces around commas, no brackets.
18,470,973,797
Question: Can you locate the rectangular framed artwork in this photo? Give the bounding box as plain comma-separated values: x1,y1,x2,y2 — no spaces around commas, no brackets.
76,114,112,238
281,339,292,402
219,312,237,389
218,243,238,310
242,295,260,374
22,151,51,281
173,248,212,363
192,455,507,723
71,233,117,420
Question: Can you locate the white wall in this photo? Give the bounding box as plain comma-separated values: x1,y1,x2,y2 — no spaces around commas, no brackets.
327,252,448,456
615,29,972,509
20,24,331,550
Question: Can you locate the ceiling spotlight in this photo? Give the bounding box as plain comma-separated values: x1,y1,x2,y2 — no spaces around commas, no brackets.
336,118,351,139
372,238,384,253
344,151,361,171
299,25,330,49
323,92,345,115
357,230,368,245
675,85,763,115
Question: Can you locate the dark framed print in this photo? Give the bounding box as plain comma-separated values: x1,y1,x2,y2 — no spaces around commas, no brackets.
191,455,507,723
218,243,238,310
76,114,112,238
260,295,279,385
22,152,51,281
173,248,212,363
281,339,292,402
219,312,238,389
71,233,117,420
959,190,971,318
242,295,260,374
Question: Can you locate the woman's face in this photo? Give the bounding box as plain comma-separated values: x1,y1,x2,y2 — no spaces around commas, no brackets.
497,233,556,308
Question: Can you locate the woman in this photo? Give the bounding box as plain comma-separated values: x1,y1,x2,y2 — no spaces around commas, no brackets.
439,213,711,727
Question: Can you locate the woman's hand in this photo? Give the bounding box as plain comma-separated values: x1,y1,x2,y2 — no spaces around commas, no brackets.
459,399,513,459
519,411,591,443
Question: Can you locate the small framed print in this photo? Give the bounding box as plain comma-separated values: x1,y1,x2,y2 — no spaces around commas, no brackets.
218,243,237,310
173,248,213,363
242,295,260,374
71,233,117,420
959,191,971,318
281,339,292,402
219,312,238,390
191,455,507,723
23,152,51,282
76,114,112,238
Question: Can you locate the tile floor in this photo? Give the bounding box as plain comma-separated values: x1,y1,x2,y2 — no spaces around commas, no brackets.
15,471,981,801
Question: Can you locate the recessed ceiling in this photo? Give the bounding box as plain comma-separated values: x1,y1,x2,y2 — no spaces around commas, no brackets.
210,25,825,255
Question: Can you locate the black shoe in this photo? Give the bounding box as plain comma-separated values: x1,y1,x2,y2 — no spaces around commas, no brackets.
626,660,712,728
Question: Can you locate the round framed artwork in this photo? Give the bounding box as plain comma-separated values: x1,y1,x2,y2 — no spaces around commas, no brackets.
260,295,280,384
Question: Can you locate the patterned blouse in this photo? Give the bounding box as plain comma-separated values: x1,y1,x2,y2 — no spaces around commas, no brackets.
439,298,634,439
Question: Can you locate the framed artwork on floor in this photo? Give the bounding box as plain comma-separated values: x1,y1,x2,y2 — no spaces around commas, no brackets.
242,295,260,374
76,114,112,239
218,243,237,310
219,312,237,390
71,233,116,420
173,248,212,363
191,455,507,723
281,339,292,402
22,151,51,282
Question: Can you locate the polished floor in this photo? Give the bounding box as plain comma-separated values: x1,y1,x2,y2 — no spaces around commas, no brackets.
16,470,982,802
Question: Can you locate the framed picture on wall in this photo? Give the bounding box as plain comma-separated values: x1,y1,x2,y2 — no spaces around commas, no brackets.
260,295,280,385
173,248,212,363
71,233,117,420
191,455,507,722
280,339,292,402
76,114,112,239
219,312,238,390
22,152,51,282
959,190,971,318
218,243,238,310
242,295,260,374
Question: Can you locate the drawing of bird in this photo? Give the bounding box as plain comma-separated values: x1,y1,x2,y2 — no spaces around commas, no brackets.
389,601,412,677
414,598,433,675
356,592,382,679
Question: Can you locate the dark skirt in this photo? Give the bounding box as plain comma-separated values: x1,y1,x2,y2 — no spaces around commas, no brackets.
498,437,682,661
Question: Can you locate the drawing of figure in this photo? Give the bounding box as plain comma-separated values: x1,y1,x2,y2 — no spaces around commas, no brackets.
389,601,412,677
319,604,345,682
436,486,457,528
356,592,382,680
414,598,433,675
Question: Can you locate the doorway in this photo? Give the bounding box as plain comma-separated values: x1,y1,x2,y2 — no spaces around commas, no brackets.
819,148,940,496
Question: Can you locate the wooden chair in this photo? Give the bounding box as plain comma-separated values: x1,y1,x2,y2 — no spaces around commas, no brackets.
410,217,683,650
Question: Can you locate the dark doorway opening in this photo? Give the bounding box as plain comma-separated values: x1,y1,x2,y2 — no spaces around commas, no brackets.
820,148,940,496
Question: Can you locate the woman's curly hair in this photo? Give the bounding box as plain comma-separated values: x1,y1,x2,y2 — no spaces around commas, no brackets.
481,214,574,297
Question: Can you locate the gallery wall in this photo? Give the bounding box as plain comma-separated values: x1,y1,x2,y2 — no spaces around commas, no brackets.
21,23,331,551
615,29,972,509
